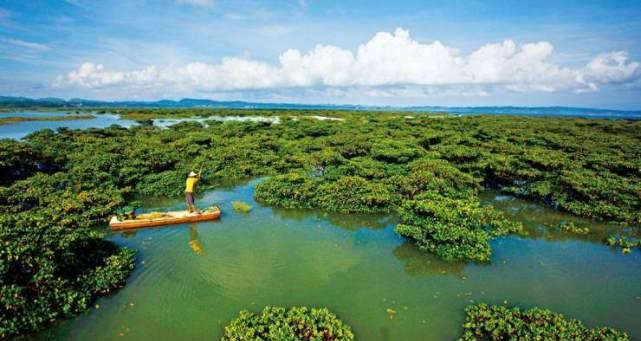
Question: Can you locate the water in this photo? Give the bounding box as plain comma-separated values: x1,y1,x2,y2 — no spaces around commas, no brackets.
40,180,641,340
0,112,280,140
153,115,280,127
0,112,136,139
404,106,641,119
0,112,285,139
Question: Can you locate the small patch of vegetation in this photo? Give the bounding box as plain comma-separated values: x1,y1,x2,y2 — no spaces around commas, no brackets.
221,306,354,341
607,235,640,254
231,200,252,213
460,304,630,340
554,221,590,234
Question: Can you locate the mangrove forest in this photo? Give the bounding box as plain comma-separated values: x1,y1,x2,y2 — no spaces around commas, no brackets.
1,108,639,339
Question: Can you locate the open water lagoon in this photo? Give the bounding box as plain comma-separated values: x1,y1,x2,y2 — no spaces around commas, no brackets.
40,180,641,340
0,112,136,139
0,112,281,139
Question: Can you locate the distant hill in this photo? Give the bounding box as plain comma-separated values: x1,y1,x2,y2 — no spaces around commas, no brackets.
0,96,363,110
0,96,639,119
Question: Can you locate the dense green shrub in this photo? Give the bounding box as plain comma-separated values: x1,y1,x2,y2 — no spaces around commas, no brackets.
256,174,397,213
460,304,630,340
396,193,521,262
255,173,316,209
0,139,58,186
315,176,397,213
0,212,135,338
434,116,641,224
370,140,424,163
222,306,354,341
395,158,479,200
0,148,137,337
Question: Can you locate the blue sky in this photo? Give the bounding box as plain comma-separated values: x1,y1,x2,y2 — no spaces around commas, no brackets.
0,0,640,108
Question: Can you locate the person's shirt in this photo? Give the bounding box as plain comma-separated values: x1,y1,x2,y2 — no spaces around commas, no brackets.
185,176,199,193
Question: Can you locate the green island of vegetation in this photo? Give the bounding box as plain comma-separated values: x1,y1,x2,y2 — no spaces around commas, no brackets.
0,114,95,125
460,304,630,340
221,306,354,341
231,200,252,213
1,108,639,338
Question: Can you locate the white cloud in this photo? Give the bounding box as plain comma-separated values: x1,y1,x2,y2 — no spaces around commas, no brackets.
176,0,214,8
0,38,50,52
59,28,641,96
584,51,640,85
63,63,157,88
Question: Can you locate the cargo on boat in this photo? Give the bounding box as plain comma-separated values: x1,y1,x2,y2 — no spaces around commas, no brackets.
109,206,221,230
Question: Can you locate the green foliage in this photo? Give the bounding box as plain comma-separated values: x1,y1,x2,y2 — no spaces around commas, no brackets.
395,158,479,200
0,139,59,186
370,140,424,163
255,173,316,209
0,211,135,337
607,236,640,253
315,176,397,213
221,306,354,341
554,221,590,235
114,200,141,220
435,116,641,224
255,174,397,213
231,200,252,213
460,304,630,340
396,193,521,262
0,149,136,337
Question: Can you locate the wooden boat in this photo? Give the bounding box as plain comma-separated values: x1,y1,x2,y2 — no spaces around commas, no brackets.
109,206,221,230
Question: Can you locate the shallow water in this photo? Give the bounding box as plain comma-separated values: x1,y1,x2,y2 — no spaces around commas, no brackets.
0,112,136,139
40,180,641,340
154,115,280,127
0,112,284,139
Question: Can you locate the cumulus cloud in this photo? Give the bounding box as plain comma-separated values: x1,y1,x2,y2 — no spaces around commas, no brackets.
64,63,157,88
59,28,641,96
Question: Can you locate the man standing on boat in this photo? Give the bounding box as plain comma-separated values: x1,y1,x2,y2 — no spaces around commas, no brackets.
185,168,202,214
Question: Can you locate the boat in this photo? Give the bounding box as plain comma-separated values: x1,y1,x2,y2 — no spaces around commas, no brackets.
109,206,221,230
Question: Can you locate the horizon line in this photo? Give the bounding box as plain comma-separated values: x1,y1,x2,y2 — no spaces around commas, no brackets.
1,95,640,113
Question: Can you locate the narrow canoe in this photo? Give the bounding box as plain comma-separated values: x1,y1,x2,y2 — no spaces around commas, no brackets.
109,207,221,230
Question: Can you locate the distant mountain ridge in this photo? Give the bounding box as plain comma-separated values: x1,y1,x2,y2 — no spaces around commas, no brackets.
1,96,639,118
0,96,364,110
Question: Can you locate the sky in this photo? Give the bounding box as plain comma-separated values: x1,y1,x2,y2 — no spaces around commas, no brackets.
0,0,640,109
